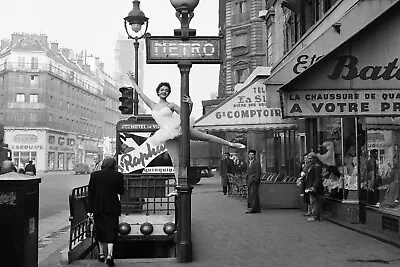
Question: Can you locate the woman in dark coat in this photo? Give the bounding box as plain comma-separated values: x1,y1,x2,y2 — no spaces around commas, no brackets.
88,158,125,266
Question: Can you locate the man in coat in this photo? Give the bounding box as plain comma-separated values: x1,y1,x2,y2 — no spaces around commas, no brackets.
220,152,233,195
24,160,36,176
246,149,261,214
87,158,124,266
304,152,323,222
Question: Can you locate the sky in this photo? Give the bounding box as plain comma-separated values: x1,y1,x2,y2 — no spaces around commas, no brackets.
0,0,220,119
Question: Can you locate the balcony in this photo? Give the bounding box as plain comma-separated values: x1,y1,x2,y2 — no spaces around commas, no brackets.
8,102,46,109
0,62,102,95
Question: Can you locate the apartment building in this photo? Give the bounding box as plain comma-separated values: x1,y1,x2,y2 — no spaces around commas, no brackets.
0,33,118,171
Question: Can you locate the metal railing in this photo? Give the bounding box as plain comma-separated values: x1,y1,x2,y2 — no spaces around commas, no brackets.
68,185,94,251
120,174,176,216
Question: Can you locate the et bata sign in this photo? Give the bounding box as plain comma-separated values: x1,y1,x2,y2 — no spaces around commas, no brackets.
283,89,400,117
146,36,222,64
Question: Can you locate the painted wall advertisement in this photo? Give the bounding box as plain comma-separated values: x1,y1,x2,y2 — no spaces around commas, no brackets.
283,89,400,117
196,79,293,128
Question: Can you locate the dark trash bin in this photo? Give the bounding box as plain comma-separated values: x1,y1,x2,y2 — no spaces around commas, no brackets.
0,172,41,267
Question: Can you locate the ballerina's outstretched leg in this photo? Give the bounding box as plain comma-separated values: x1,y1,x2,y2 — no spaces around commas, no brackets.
164,129,245,197
189,128,245,148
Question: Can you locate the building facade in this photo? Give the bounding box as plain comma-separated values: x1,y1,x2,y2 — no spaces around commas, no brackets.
259,0,400,240
0,33,119,171
220,0,267,97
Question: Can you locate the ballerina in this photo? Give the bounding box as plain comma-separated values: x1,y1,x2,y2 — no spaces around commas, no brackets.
127,72,245,190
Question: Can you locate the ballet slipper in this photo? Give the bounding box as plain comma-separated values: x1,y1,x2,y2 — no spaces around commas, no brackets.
229,142,245,149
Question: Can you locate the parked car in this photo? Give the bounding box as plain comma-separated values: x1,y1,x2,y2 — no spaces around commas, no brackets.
73,163,91,175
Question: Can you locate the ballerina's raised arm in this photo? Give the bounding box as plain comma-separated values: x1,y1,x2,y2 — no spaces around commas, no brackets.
127,71,156,110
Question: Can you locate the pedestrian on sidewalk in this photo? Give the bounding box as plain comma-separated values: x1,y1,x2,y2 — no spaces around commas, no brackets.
24,160,36,176
297,154,312,217
220,152,233,195
88,158,125,266
304,152,323,222
92,154,102,173
246,149,261,214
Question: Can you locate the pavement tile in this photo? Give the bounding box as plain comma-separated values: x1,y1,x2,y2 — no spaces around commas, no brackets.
40,174,400,267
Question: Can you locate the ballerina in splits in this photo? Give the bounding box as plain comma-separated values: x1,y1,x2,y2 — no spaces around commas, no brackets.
127,72,245,190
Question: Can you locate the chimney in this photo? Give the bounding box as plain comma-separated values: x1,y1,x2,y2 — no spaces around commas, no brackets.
83,64,91,73
50,42,59,53
61,48,71,59
77,58,83,66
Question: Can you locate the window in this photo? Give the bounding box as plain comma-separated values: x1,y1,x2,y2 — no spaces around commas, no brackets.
29,112,38,122
235,68,249,84
233,32,248,48
18,57,25,68
283,8,298,54
30,75,38,85
31,57,38,69
13,151,37,170
16,93,25,102
29,94,38,103
324,0,338,12
233,1,249,23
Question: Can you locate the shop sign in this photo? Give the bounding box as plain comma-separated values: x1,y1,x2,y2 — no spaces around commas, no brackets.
14,134,37,144
11,144,44,150
196,79,292,127
146,36,222,64
293,54,323,74
283,89,400,117
328,55,400,81
368,143,390,149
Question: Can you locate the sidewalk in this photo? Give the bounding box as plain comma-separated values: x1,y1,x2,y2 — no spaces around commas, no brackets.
40,173,400,267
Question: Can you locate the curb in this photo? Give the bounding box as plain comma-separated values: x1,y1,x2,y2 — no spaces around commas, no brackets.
38,210,71,264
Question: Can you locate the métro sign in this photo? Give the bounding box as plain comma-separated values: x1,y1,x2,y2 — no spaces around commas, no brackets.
145,35,222,64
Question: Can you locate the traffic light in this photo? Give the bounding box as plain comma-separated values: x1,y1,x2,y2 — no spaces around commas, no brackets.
118,87,134,114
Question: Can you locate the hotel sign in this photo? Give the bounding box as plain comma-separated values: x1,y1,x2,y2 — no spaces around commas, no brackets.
283,89,400,117
146,36,222,64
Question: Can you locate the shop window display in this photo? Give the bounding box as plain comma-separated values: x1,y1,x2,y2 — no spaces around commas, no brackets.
368,129,400,212
319,118,367,201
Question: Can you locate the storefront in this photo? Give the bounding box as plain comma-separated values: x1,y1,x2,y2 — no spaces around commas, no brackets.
195,68,298,179
47,131,77,171
4,129,46,171
279,2,400,236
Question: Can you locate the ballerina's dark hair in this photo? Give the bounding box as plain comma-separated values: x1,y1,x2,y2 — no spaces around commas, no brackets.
156,82,171,95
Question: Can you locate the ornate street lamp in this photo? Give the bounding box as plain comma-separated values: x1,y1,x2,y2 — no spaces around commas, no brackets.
170,0,199,263
124,0,149,115
170,0,199,40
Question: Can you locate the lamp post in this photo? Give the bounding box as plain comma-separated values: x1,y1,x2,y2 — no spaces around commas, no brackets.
124,0,149,115
170,0,199,263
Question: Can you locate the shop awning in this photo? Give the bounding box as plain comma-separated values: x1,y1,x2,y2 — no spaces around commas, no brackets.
269,0,398,85
278,0,400,118
194,67,297,132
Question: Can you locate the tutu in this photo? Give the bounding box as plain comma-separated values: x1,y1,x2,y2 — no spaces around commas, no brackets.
149,106,194,146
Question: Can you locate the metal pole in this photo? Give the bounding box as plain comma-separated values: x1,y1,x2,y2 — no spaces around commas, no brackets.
133,38,140,115
176,60,193,263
